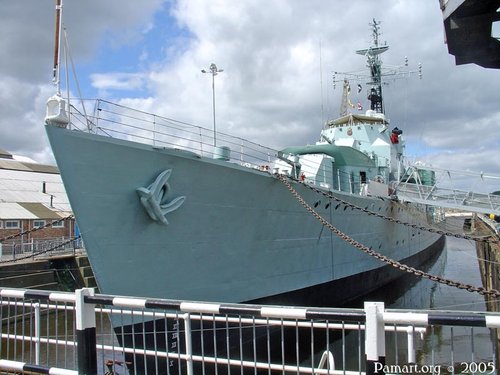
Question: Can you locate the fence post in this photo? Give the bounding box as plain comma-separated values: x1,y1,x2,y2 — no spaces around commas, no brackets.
183,313,193,375
407,326,415,363
364,302,385,375
34,303,40,365
75,288,97,375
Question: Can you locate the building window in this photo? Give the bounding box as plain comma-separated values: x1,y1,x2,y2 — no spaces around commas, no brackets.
0,221,3,229
52,220,65,228
5,220,20,229
33,220,46,228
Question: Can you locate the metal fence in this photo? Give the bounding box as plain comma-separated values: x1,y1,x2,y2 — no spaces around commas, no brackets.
69,99,277,171
0,237,83,261
0,287,498,375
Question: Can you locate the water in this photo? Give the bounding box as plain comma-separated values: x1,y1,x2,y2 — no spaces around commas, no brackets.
335,234,497,372
414,236,496,369
366,236,487,312
418,236,487,312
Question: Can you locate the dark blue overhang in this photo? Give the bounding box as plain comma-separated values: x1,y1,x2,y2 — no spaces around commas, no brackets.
440,0,500,68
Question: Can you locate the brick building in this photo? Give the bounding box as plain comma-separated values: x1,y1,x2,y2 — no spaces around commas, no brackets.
0,149,75,255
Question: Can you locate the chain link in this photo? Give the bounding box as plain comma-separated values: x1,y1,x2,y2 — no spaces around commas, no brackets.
4,178,497,296
276,173,500,298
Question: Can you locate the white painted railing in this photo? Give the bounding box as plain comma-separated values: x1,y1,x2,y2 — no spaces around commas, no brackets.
68,99,377,195
0,287,497,375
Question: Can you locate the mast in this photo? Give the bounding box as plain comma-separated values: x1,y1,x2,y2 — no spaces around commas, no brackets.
45,0,69,127
52,0,63,95
339,79,350,116
355,19,388,114
333,19,420,118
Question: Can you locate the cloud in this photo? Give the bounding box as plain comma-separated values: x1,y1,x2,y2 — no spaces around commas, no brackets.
91,72,147,91
0,0,164,164
0,0,499,187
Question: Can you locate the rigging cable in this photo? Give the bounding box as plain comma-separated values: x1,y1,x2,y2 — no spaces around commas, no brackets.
63,28,92,131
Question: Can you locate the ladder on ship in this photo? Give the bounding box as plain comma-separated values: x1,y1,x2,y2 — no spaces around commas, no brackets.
395,165,500,216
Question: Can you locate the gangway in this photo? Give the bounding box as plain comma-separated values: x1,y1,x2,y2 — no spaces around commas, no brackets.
395,164,500,216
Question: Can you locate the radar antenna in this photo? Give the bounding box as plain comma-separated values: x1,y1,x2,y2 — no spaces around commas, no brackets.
333,19,422,116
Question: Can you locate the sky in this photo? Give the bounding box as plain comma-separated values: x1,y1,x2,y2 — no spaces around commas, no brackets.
1,0,499,191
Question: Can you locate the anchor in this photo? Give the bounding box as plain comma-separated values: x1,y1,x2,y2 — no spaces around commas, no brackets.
136,169,186,225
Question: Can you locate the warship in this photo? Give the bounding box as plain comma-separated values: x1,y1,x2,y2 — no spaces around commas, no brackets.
43,6,447,369
45,17,444,308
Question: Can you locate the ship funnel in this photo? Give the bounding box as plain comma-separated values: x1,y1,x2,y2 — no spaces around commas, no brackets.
45,94,69,127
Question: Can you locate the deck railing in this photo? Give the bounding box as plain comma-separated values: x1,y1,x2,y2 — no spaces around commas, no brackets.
69,99,278,171
0,287,498,375
67,99,382,196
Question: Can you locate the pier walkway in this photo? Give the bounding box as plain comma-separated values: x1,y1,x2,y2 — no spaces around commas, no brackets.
0,287,498,375
396,165,500,216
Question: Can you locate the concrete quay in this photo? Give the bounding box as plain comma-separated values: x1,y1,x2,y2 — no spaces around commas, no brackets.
0,253,96,292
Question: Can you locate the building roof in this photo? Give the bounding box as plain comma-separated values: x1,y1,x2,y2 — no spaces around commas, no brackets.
0,154,71,219
0,159,59,174
18,202,62,219
0,149,13,160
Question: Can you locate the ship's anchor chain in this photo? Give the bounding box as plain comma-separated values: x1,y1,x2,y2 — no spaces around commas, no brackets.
276,173,500,298
303,180,498,245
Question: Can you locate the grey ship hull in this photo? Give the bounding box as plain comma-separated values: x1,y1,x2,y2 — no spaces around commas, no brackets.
46,125,444,305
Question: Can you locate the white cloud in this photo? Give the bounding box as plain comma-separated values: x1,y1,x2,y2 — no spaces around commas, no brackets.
0,0,499,184
0,0,164,164
91,72,147,91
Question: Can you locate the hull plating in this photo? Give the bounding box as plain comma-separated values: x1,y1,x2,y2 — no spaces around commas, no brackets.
46,125,444,304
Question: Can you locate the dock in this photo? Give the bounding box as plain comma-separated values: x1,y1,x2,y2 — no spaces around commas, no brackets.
474,214,500,362
0,251,96,291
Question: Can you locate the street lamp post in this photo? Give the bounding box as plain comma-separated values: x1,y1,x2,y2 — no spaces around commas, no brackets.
201,63,223,147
